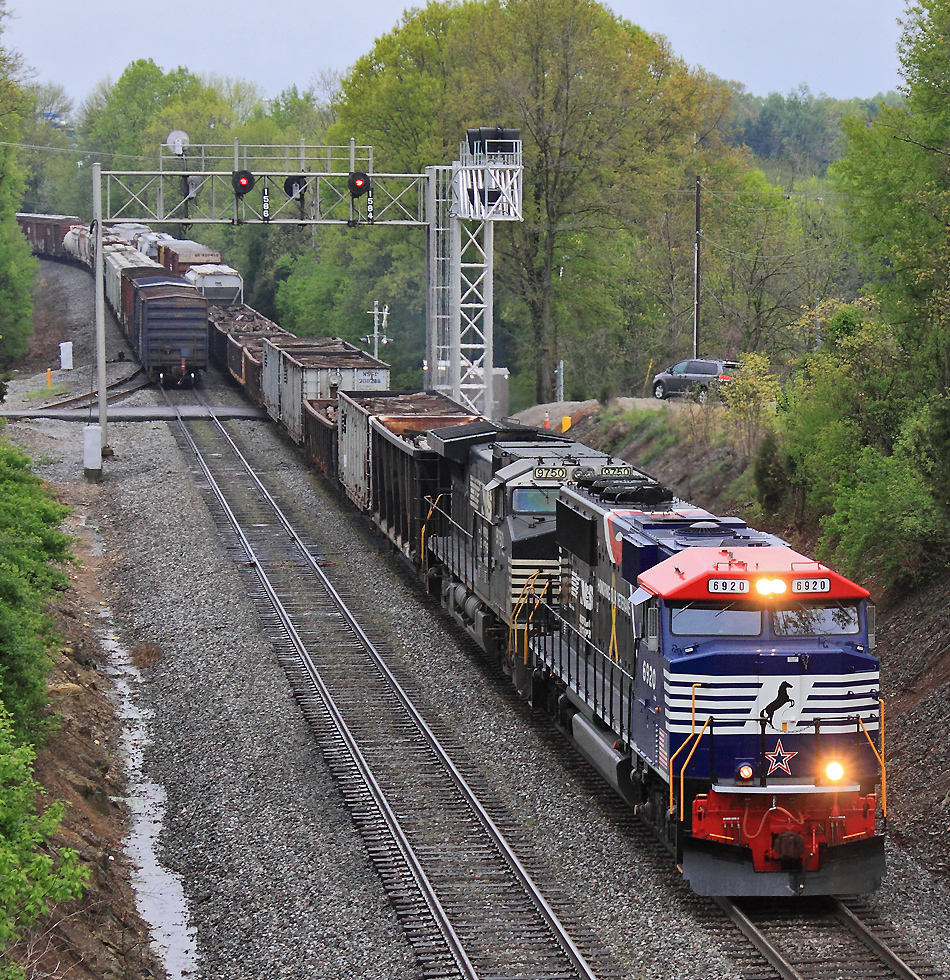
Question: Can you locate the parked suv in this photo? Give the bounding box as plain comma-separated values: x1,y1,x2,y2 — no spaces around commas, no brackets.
651,358,740,401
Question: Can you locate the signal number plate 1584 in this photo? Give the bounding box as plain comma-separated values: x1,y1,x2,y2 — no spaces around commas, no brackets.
708,578,750,594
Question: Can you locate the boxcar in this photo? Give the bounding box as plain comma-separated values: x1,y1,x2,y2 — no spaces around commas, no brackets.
129,277,208,382
16,212,84,259
184,264,244,306
157,240,222,275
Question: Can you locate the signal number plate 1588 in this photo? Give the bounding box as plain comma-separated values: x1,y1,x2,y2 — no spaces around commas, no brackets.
708,578,750,594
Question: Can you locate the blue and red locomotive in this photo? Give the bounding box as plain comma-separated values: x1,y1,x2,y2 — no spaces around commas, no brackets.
526,474,884,896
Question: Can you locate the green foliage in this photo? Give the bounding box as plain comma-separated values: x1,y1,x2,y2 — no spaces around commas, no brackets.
719,351,780,456
833,2,950,389
0,441,71,740
0,436,87,976
0,197,36,364
0,8,36,364
0,702,87,978
820,435,950,588
17,84,78,215
79,59,208,164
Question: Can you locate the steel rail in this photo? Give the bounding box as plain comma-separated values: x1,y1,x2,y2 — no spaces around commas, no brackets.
39,368,148,409
715,896,930,980
713,897,806,980
832,900,925,980
167,401,479,980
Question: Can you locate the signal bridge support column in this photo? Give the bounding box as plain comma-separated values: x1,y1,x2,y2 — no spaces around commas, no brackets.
426,129,522,419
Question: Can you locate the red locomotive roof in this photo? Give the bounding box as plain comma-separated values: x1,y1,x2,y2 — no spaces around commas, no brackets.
637,546,870,601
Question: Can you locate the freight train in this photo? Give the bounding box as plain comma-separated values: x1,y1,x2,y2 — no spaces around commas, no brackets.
17,213,212,385
19,211,886,897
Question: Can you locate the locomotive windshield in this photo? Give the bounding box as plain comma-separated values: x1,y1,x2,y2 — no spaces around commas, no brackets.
670,603,762,636
772,602,860,636
669,600,861,638
511,487,559,514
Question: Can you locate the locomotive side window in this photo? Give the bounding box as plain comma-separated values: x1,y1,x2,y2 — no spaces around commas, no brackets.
645,599,659,652
670,603,762,637
511,487,558,513
772,602,860,636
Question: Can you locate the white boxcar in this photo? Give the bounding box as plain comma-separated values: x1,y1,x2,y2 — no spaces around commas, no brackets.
104,247,161,317
262,337,390,444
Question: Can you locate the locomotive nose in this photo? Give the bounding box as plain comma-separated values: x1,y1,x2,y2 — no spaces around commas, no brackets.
774,831,807,861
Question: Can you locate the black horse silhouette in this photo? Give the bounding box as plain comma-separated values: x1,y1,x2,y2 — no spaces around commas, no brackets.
761,681,795,728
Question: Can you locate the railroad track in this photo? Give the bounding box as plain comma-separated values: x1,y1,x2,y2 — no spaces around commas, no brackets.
162,390,621,980
704,895,942,980
157,386,944,980
40,367,150,409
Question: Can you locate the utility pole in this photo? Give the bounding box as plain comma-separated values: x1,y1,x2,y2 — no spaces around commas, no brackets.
362,300,391,360
92,162,108,450
693,175,701,360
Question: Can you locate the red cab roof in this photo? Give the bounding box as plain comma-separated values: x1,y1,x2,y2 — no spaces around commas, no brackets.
637,546,870,602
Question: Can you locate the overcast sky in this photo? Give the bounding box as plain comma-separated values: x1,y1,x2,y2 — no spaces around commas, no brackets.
5,0,905,110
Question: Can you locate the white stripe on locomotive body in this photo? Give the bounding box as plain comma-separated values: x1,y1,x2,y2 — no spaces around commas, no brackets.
510,558,560,606
665,668,880,735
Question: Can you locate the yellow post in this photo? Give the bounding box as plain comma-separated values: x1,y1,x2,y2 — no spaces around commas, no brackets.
46,368,52,387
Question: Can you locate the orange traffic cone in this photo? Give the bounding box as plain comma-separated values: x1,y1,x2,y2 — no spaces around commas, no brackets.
543,411,550,429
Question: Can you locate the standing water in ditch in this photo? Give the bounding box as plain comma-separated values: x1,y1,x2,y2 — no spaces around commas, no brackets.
97,607,198,978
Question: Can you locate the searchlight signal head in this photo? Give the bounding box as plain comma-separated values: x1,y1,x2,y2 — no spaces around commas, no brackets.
231,170,255,196
348,171,370,198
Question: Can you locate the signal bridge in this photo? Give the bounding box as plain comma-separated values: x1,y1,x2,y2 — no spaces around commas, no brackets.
92,130,522,431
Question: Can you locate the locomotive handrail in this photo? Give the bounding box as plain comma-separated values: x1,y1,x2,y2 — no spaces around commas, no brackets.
858,699,887,818
522,581,552,666
509,571,543,662
681,717,712,821
668,716,712,818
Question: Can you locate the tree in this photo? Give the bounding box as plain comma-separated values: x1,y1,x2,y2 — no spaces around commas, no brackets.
78,59,208,166
0,1,36,362
834,0,950,390
315,0,744,402
18,83,78,215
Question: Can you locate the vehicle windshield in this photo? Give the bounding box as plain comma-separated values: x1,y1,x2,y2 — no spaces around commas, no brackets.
670,603,762,637
772,602,860,636
511,487,558,514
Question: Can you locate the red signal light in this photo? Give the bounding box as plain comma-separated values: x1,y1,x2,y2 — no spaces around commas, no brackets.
348,171,370,198
231,170,255,196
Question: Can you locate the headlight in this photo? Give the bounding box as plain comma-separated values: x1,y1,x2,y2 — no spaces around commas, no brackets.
826,761,844,781
738,763,754,781
755,578,788,595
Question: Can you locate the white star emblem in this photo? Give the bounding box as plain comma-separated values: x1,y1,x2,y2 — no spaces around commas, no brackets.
765,738,798,775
